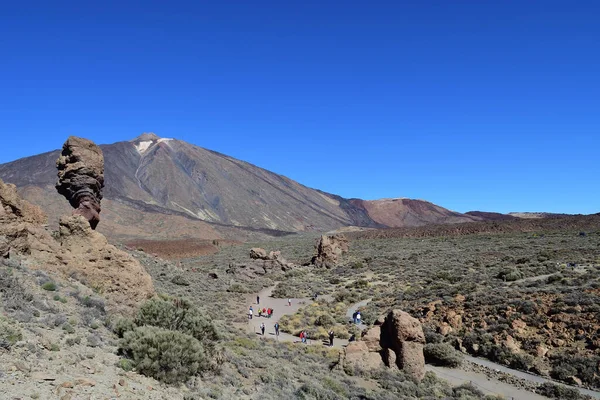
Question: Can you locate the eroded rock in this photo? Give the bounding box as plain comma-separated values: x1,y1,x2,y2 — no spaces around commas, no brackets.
56,136,104,229
340,309,426,381
311,234,349,268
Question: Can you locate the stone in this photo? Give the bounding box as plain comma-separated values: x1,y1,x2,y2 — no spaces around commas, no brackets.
439,324,453,336
311,234,349,268
361,326,382,352
341,309,425,382
249,248,268,260
31,372,57,381
568,376,583,386
74,378,96,387
503,335,521,354
536,345,549,358
380,310,426,381
56,136,104,229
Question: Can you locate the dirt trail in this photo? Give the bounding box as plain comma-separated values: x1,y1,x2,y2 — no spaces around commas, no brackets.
425,365,548,400
345,298,371,331
245,286,349,348
463,355,600,399
243,286,591,399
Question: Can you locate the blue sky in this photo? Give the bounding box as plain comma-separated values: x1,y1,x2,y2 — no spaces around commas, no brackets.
1,1,598,214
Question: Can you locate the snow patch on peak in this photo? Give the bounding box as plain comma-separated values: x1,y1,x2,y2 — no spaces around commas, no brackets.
157,138,173,143
135,141,154,153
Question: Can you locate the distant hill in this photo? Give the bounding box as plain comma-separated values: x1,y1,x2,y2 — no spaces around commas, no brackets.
0,133,502,241
465,211,519,221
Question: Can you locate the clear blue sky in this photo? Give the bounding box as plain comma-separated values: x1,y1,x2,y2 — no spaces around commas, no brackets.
1,1,598,214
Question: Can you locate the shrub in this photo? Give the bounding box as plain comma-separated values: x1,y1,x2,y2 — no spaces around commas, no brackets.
112,318,136,338
315,314,335,327
41,281,57,291
424,343,463,367
171,275,190,286
117,358,134,372
537,382,582,400
120,326,206,384
496,269,523,282
135,297,219,343
227,283,248,293
0,270,33,311
0,318,22,350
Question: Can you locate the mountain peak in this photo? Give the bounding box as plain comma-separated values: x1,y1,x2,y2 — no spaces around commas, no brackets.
132,132,161,142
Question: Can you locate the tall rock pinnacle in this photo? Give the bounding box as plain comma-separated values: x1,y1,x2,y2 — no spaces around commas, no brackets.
56,136,105,229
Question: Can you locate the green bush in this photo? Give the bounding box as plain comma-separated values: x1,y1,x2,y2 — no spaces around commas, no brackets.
537,382,582,400
424,343,463,367
112,317,136,338
135,297,219,343
120,326,206,384
41,281,57,291
496,269,523,282
116,296,222,383
0,318,22,350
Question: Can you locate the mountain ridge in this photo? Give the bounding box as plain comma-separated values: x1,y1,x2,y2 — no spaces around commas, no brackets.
0,134,504,241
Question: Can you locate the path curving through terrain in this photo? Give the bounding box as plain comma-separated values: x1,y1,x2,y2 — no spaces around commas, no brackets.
243,286,600,399
245,286,349,348
345,298,371,331
462,354,600,399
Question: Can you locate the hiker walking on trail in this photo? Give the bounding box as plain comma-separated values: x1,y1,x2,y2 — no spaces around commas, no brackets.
356,311,361,325
288,298,292,307
260,322,265,336
248,307,253,320
258,309,262,317
328,330,334,347
352,311,357,324
274,322,280,337
257,295,260,305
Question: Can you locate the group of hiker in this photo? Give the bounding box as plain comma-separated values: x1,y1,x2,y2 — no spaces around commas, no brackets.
249,293,344,347
248,306,274,319
352,310,362,324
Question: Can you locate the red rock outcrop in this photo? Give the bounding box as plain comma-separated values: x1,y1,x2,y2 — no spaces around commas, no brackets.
56,136,104,229
340,309,426,381
311,234,349,268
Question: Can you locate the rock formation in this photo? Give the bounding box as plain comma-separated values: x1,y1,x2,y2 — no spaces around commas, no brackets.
311,234,349,268
56,136,105,229
0,136,154,313
380,310,426,381
249,247,268,260
340,309,426,381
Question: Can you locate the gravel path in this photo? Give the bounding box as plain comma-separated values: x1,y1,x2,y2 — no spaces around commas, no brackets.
425,364,548,400
245,286,349,348
463,354,600,399
345,298,371,331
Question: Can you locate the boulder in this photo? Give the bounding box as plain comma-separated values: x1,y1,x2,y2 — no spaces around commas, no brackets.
361,326,382,352
56,136,104,229
249,248,268,260
311,234,349,268
341,309,426,382
381,309,426,381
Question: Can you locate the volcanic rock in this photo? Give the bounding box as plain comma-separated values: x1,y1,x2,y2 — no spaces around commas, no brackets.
56,136,105,229
311,234,349,268
249,248,268,260
381,310,426,381
340,309,426,381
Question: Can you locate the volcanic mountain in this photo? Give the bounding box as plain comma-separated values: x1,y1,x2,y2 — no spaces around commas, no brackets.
0,133,483,241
